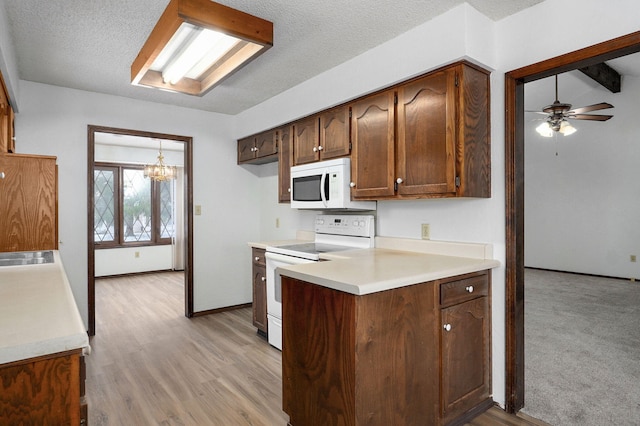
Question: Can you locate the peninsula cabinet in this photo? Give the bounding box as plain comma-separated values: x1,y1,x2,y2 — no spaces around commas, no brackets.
293,105,351,166
278,125,293,202
351,61,490,200
282,270,492,426
251,248,268,337
237,129,278,164
0,153,58,252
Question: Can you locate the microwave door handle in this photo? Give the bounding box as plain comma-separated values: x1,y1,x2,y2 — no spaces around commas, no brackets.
320,169,328,207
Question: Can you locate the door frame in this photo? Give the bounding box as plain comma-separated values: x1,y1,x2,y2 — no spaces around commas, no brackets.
87,125,194,336
504,31,640,412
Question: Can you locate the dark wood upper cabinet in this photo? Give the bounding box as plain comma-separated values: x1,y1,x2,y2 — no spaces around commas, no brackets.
351,61,490,200
318,105,350,160
293,105,351,166
278,125,293,202
292,116,319,165
396,68,456,196
237,129,278,165
350,90,396,198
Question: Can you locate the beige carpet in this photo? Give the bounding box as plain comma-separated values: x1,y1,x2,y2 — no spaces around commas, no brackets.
522,268,640,425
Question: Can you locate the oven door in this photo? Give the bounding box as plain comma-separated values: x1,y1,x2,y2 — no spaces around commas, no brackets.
265,251,315,350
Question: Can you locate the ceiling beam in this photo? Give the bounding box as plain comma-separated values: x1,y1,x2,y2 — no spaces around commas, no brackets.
578,62,621,93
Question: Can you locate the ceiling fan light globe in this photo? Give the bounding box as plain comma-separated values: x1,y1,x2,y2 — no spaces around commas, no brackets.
559,120,577,136
536,122,553,137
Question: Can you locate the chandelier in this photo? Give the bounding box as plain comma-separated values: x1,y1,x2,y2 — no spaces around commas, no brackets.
144,140,176,181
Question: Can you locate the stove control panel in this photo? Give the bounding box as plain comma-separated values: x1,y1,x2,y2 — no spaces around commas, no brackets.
315,214,375,238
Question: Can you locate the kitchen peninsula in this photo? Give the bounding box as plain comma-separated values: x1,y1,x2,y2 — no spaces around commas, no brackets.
0,251,90,424
272,238,499,426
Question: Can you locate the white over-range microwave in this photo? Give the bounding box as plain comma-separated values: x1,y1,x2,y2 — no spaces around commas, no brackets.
290,158,376,210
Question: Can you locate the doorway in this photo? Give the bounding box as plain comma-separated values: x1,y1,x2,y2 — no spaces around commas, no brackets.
87,125,194,336
504,31,640,412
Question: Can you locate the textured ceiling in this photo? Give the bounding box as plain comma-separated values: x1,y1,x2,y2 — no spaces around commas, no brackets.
3,0,545,115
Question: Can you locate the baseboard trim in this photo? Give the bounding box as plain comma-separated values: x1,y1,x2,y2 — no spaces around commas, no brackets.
525,267,634,282
192,303,252,317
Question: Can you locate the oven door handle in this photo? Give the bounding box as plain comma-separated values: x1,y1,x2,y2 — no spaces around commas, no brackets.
320,168,328,208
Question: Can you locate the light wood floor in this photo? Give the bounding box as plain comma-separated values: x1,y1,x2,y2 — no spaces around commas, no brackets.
88,272,548,426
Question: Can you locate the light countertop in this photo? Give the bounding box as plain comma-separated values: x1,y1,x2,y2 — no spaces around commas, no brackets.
279,248,499,295
250,235,500,295
0,251,90,365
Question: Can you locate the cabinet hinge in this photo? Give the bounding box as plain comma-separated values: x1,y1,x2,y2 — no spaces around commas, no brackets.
349,142,352,151
455,176,461,187
394,94,398,105
455,73,459,87
349,109,352,118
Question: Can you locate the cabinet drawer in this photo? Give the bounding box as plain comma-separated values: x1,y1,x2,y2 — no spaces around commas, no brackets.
440,272,488,307
252,248,266,267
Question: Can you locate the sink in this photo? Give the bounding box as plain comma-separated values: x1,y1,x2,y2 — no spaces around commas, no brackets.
0,250,54,267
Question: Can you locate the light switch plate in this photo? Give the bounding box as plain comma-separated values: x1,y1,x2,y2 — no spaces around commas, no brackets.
421,223,430,240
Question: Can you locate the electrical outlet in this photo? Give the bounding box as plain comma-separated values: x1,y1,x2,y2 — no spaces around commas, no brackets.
276,218,280,228
421,223,430,240
195,205,202,215
135,251,140,258
631,255,637,263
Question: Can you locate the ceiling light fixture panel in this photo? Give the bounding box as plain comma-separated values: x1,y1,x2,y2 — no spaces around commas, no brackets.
131,0,273,96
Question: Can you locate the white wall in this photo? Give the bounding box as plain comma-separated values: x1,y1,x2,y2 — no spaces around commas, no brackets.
15,81,261,324
524,75,640,279
95,245,173,277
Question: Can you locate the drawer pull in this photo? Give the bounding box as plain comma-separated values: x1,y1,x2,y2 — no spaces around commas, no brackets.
443,323,452,332
465,285,474,293
261,276,266,282
255,256,260,261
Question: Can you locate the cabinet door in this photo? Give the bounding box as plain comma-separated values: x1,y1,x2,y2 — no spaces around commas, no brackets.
252,263,268,334
441,296,491,423
319,106,350,160
278,125,293,202
237,136,256,163
0,84,9,154
396,69,456,196
255,130,278,158
0,154,57,252
293,116,320,165
350,91,396,198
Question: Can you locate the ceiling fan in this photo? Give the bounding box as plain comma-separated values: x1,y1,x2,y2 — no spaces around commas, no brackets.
531,74,614,137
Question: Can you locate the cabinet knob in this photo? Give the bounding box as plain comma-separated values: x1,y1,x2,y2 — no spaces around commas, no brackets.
443,323,452,332
465,285,474,293
349,182,356,188
261,276,266,282
288,188,291,192
396,178,403,184
254,256,260,261
318,145,323,151
0,172,4,179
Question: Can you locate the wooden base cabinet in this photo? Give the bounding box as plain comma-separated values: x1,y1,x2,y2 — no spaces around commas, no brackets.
0,153,58,252
282,270,492,426
0,351,87,425
251,248,268,337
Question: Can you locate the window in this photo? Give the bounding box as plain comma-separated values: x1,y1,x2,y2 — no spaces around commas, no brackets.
94,163,174,247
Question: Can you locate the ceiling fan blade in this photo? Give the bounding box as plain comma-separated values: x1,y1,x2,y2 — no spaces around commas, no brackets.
568,102,614,114
525,110,548,115
568,114,613,121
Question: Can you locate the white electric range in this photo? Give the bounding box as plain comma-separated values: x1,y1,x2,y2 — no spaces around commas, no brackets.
264,214,375,350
